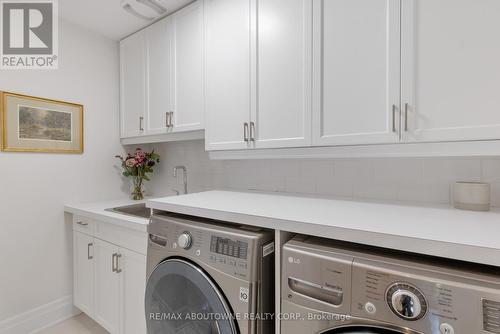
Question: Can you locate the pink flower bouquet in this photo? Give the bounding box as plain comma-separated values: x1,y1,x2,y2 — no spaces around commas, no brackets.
115,148,160,200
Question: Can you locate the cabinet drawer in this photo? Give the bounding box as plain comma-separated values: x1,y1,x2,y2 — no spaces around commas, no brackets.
95,221,148,255
73,215,96,235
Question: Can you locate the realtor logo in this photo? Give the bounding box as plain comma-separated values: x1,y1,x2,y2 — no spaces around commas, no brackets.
1,0,58,69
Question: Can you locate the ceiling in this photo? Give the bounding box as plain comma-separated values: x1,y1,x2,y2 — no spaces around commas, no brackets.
59,0,193,40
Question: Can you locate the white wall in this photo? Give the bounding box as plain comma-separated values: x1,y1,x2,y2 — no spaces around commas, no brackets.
146,140,500,207
0,20,125,328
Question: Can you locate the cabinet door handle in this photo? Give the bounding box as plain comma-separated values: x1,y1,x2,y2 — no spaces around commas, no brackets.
139,116,144,131
250,122,255,142
87,243,93,260
76,221,88,226
115,254,122,273
169,112,174,128
243,123,249,142
165,112,169,128
112,253,117,272
392,104,398,133
404,103,409,132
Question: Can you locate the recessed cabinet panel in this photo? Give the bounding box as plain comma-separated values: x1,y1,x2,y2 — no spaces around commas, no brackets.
146,18,172,135
402,0,500,142
120,248,147,334
254,0,312,148
94,239,120,334
73,232,94,317
172,0,204,132
313,0,400,146
120,32,147,138
205,0,252,150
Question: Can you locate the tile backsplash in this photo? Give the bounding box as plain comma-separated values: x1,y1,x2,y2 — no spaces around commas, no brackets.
145,140,500,207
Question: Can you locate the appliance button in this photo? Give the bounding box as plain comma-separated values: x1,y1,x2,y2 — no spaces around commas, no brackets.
364,302,377,315
439,323,454,334
195,249,201,256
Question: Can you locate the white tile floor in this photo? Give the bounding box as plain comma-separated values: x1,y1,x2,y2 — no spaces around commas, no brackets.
36,314,109,334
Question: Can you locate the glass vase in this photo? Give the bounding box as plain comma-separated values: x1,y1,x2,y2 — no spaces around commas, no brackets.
131,176,144,200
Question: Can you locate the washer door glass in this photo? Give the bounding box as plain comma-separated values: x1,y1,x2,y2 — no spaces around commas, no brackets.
145,258,238,334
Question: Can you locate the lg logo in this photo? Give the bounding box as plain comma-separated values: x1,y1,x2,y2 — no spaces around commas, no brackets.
1,0,58,69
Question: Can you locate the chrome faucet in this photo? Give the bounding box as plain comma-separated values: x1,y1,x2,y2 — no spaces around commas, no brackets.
173,166,188,194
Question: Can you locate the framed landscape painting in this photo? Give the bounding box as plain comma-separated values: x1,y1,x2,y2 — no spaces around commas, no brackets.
1,92,83,153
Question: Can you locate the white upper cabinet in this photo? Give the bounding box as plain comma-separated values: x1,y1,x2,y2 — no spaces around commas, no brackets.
312,0,401,146
120,31,147,138
120,1,204,143
402,0,500,143
145,17,172,135
254,0,312,149
205,0,252,150
171,0,205,133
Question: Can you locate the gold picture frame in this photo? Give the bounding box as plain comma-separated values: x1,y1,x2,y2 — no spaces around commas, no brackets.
1,92,83,153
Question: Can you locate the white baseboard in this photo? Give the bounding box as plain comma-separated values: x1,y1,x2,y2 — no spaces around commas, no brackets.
0,295,81,334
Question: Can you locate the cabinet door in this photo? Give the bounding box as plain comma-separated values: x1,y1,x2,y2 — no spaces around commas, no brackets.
119,248,147,334
94,239,120,334
402,0,500,142
205,0,252,150
146,17,173,135
171,0,204,133
254,0,312,149
312,0,401,146
120,31,147,138
73,232,94,317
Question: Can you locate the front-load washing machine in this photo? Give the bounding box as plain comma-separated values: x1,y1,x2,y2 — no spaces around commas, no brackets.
282,235,500,334
145,212,275,334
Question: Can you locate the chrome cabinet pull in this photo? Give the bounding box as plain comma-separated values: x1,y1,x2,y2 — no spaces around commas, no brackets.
169,112,174,128
76,221,88,226
404,103,409,132
165,111,169,128
243,123,249,142
112,253,117,272
139,116,144,131
87,243,93,260
392,104,397,133
115,254,122,273
249,122,255,142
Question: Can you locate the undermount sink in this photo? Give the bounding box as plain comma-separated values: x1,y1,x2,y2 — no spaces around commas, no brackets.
106,203,151,219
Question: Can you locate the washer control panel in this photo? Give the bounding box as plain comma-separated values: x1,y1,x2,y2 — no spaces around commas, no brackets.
148,214,274,282
282,237,500,334
350,258,500,334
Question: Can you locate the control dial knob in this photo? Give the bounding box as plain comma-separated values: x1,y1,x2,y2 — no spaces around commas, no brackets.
387,283,427,321
177,232,192,249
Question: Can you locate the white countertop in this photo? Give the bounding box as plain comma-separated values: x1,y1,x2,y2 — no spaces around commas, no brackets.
147,190,500,267
65,198,150,232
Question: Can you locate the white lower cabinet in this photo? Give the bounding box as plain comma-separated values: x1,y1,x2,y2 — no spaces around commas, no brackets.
72,218,147,334
73,231,95,317
120,248,147,334
94,239,121,333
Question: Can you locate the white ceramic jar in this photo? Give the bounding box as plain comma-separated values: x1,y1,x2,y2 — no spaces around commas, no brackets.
453,182,491,211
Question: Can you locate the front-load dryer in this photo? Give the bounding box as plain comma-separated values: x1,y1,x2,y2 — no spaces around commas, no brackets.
282,235,500,334
145,212,275,334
